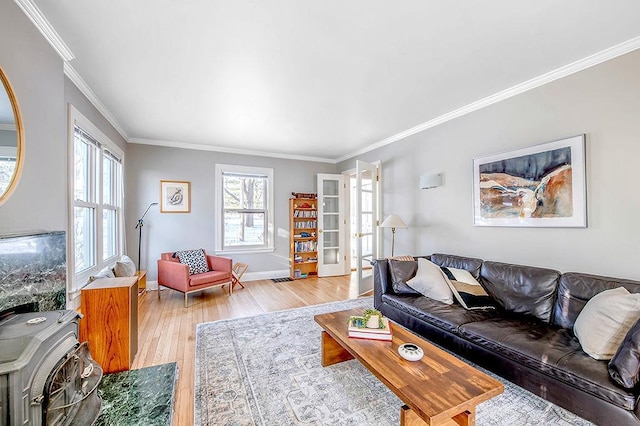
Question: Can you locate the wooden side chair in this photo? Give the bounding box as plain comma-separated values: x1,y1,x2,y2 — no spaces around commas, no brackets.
231,262,248,291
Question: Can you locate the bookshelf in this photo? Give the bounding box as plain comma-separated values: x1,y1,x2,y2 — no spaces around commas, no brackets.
290,196,318,279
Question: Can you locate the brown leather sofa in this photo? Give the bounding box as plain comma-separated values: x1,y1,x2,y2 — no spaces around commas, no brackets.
373,253,640,425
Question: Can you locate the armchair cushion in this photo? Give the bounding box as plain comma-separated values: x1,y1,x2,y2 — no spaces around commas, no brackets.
190,270,230,287
176,249,209,275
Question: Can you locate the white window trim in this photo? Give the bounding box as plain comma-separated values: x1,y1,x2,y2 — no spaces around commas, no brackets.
67,104,125,298
214,164,274,254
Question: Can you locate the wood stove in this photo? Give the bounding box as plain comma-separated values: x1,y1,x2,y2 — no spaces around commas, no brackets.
0,308,102,425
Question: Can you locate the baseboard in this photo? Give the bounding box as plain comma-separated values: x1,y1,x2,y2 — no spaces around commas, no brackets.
243,269,290,282
145,269,290,291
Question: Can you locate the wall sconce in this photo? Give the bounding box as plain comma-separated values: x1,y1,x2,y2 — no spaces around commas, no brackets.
419,173,442,189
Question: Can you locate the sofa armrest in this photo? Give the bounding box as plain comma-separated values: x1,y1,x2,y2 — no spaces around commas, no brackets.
372,259,392,309
157,259,190,292
207,255,232,273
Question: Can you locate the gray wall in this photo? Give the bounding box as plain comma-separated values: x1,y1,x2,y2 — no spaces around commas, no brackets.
0,0,66,233
0,1,129,307
339,50,640,280
126,143,336,281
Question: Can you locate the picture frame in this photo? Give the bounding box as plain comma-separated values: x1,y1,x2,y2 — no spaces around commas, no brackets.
160,180,191,213
472,135,586,227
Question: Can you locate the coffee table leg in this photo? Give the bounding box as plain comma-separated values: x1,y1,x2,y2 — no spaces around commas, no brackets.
321,331,354,366
400,405,475,426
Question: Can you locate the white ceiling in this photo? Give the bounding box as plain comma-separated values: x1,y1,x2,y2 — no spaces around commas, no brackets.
27,0,640,161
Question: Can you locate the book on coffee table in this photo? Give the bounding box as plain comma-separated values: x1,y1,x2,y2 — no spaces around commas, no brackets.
347,316,392,341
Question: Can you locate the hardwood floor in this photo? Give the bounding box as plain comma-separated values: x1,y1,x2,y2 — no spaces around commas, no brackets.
132,274,361,426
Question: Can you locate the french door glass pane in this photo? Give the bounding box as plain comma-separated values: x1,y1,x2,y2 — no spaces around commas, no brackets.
74,206,95,272
74,140,91,202
322,197,338,214
323,214,339,231
322,180,338,196
323,248,339,265
224,211,265,247
323,231,339,247
103,208,117,260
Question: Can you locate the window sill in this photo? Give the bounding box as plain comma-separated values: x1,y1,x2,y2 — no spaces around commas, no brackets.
215,247,275,256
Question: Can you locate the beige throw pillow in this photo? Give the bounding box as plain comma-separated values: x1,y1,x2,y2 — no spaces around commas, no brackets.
114,255,136,277
406,258,453,304
574,287,640,360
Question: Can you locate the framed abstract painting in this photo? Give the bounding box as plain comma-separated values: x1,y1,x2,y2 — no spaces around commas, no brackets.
473,135,586,227
160,180,191,213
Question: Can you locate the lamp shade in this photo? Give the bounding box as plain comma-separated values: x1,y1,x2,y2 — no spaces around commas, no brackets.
379,214,407,229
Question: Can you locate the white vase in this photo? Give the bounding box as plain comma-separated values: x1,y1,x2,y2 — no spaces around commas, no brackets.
366,315,380,328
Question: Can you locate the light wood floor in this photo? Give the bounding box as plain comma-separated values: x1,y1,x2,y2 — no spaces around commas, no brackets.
132,274,361,426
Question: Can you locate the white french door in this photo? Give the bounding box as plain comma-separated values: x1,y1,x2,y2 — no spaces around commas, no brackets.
354,160,379,294
317,174,346,277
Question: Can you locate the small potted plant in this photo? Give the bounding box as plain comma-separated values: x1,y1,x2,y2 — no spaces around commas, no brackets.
363,308,383,328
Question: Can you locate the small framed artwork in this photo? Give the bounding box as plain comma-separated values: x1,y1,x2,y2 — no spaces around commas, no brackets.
160,180,191,213
472,135,586,227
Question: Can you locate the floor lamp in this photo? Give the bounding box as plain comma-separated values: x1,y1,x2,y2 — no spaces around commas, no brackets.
379,214,407,257
136,202,158,270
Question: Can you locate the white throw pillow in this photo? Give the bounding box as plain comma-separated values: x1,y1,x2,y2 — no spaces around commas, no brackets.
406,258,454,304
574,287,640,360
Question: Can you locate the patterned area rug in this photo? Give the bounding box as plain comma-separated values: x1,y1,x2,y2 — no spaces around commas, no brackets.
194,298,593,425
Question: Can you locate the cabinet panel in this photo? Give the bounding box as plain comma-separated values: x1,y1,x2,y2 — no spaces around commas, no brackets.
81,276,138,374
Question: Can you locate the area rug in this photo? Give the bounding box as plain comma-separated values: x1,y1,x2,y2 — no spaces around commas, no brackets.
194,298,592,425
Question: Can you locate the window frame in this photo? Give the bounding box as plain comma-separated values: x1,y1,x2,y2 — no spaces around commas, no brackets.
68,105,125,296
214,164,274,254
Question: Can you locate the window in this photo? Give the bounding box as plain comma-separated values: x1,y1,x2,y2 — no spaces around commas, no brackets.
69,106,124,293
215,164,274,253
0,147,17,195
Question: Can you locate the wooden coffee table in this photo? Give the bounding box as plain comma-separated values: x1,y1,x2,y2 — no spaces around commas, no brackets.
314,308,503,426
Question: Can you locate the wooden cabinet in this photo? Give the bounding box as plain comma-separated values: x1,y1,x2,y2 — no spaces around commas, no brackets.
80,276,138,374
290,197,318,279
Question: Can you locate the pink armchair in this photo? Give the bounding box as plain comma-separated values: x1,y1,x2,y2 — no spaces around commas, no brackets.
157,251,233,307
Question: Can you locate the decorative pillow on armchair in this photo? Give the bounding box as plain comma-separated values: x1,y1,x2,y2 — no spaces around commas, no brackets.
176,249,209,275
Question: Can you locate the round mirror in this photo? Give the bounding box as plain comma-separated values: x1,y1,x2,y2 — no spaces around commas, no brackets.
0,67,24,206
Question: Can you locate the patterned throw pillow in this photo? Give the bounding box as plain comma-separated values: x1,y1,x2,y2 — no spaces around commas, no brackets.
176,249,209,275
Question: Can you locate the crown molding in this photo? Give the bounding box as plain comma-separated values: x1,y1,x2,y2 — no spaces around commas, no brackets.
13,0,75,61
63,63,129,141
129,137,336,164
336,36,640,163
0,124,17,131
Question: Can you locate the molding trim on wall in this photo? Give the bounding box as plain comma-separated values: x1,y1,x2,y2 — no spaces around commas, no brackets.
129,137,336,164
336,35,640,163
63,63,129,142
13,0,75,61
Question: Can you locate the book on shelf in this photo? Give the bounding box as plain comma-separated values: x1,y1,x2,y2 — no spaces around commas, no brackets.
347,316,392,341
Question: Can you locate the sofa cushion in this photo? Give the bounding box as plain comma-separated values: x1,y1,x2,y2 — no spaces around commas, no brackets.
430,253,483,279
406,258,453,304
480,261,560,323
459,318,637,411
189,270,230,287
387,259,420,295
609,317,640,390
382,293,499,334
573,287,640,360
552,272,640,329
176,249,209,275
